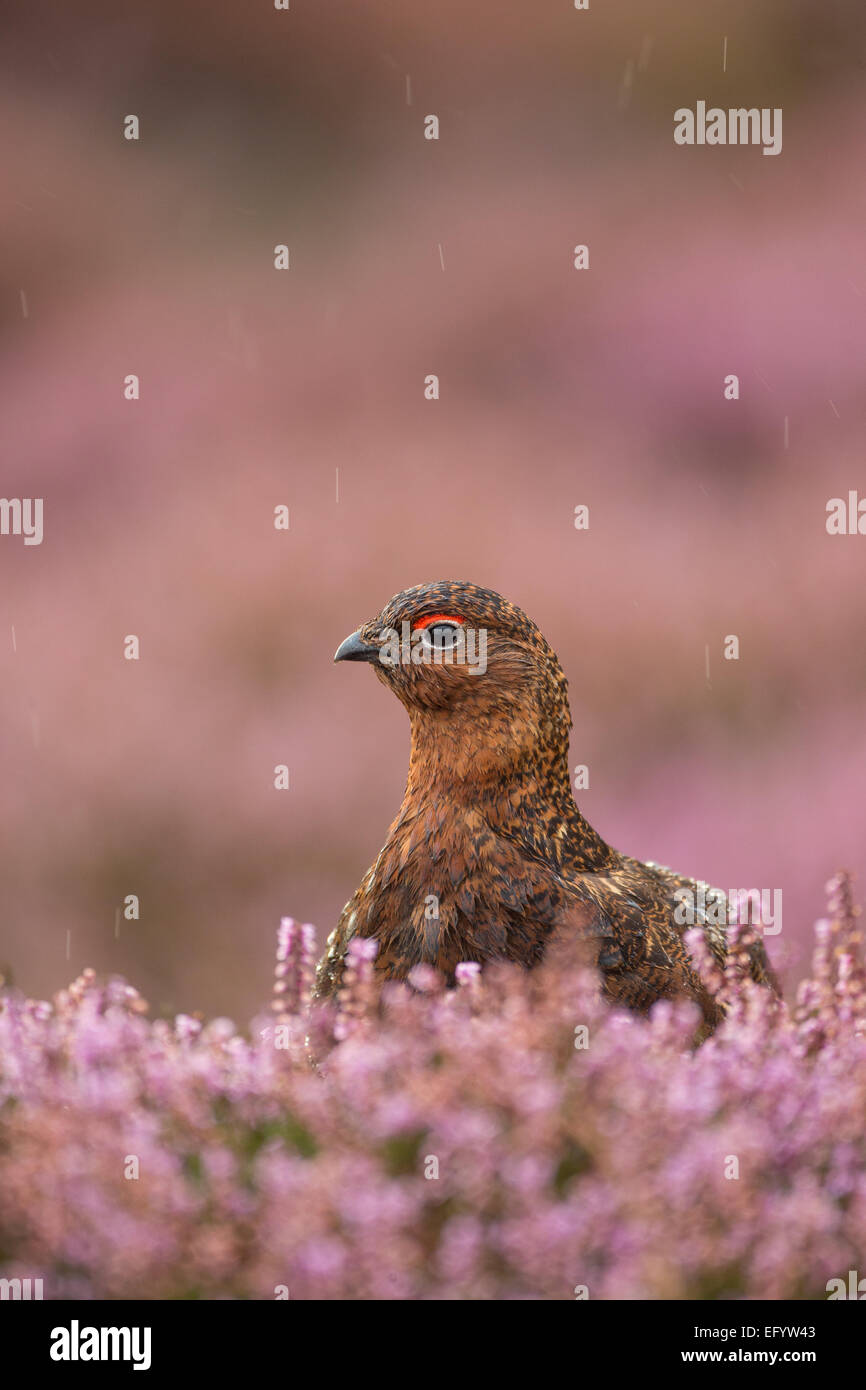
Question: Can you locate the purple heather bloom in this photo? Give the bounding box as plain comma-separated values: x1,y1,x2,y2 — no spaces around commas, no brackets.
0,877,865,1299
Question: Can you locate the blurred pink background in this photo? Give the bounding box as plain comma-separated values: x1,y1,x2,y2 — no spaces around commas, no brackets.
2,0,865,1018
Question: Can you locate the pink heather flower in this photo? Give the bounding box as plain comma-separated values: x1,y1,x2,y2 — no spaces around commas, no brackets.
272,918,317,1018
406,964,441,993
347,937,379,962
0,874,864,1299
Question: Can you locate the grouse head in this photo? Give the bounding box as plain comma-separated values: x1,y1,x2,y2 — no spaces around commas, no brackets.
334,581,573,789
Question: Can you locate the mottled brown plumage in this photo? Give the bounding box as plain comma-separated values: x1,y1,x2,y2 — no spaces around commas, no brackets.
315,582,779,1032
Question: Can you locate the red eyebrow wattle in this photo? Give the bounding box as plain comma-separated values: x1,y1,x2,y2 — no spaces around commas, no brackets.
412,613,465,630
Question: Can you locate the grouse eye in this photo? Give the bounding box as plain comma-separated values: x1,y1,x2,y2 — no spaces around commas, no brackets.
425,622,461,651
412,613,464,648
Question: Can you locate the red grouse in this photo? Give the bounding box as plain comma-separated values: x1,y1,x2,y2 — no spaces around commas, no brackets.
315,582,778,1032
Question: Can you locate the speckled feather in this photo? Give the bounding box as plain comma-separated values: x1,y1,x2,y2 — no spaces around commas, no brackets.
315,582,779,1032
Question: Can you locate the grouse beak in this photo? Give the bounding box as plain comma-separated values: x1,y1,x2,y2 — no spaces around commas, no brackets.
334,629,380,664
